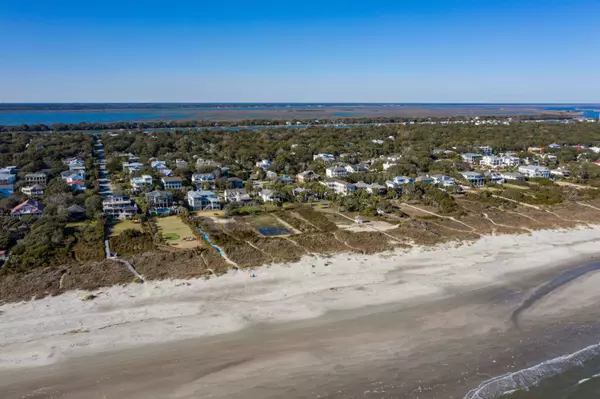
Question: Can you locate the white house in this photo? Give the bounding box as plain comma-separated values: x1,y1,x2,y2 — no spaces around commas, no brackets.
461,153,483,164
224,188,251,203
500,172,526,182
187,190,221,210
296,170,319,182
326,166,348,178
60,170,85,183
386,154,403,162
518,165,551,178
64,157,85,168
21,184,45,197
550,167,571,177
478,146,493,156
459,171,485,187
266,171,279,180
313,153,336,162
175,159,188,169
151,160,168,170
393,176,414,186
501,156,520,167
345,164,369,174
192,173,215,185
382,161,398,171
161,176,183,190
320,179,356,195
255,160,272,170
484,170,505,184
430,174,456,187
123,162,144,174
130,175,153,190
259,189,279,202
480,155,503,168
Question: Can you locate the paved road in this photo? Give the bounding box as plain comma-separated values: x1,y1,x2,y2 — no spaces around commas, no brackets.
94,138,113,197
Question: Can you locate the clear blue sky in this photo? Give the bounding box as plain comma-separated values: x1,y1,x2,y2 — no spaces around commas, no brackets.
1,0,599,103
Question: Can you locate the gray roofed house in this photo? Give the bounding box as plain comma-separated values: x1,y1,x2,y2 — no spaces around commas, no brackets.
102,195,138,219
192,173,215,184
459,171,485,187
67,204,87,219
25,172,47,185
224,188,251,203
146,190,173,213
500,172,526,181
296,170,319,182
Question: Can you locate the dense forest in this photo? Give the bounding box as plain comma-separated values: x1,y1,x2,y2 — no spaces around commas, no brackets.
101,121,600,177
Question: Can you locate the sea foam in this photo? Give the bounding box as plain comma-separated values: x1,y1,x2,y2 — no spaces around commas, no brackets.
463,343,600,399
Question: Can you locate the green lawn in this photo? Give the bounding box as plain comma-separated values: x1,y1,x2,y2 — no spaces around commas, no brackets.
155,216,200,248
111,219,143,236
504,183,531,190
163,233,180,240
66,220,97,228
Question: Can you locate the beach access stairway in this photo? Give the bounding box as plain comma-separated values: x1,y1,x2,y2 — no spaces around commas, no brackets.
104,239,145,282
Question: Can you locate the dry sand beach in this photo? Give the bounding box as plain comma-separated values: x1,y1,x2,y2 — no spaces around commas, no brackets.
2,227,600,398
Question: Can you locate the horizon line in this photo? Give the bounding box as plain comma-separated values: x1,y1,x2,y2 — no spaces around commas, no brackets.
1,102,599,105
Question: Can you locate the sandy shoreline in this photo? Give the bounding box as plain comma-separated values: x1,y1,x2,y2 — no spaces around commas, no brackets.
2,226,600,398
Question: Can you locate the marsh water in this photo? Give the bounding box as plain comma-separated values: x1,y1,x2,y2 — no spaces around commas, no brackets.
1,103,598,125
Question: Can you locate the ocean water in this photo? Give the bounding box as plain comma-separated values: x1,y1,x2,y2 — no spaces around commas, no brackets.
463,262,600,399
0,109,201,126
465,343,600,399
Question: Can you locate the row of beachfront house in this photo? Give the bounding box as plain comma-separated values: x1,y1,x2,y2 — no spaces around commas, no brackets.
130,174,247,193
100,187,252,219
457,166,551,188
325,163,370,178
122,157,192,176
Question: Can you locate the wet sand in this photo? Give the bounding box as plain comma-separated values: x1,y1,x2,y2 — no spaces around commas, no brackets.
2,228,600,398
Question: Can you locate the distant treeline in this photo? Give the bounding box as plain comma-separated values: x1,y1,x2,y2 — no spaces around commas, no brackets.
0,114,574,133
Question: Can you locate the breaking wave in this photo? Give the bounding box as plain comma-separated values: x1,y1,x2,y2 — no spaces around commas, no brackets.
463,343,600,399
